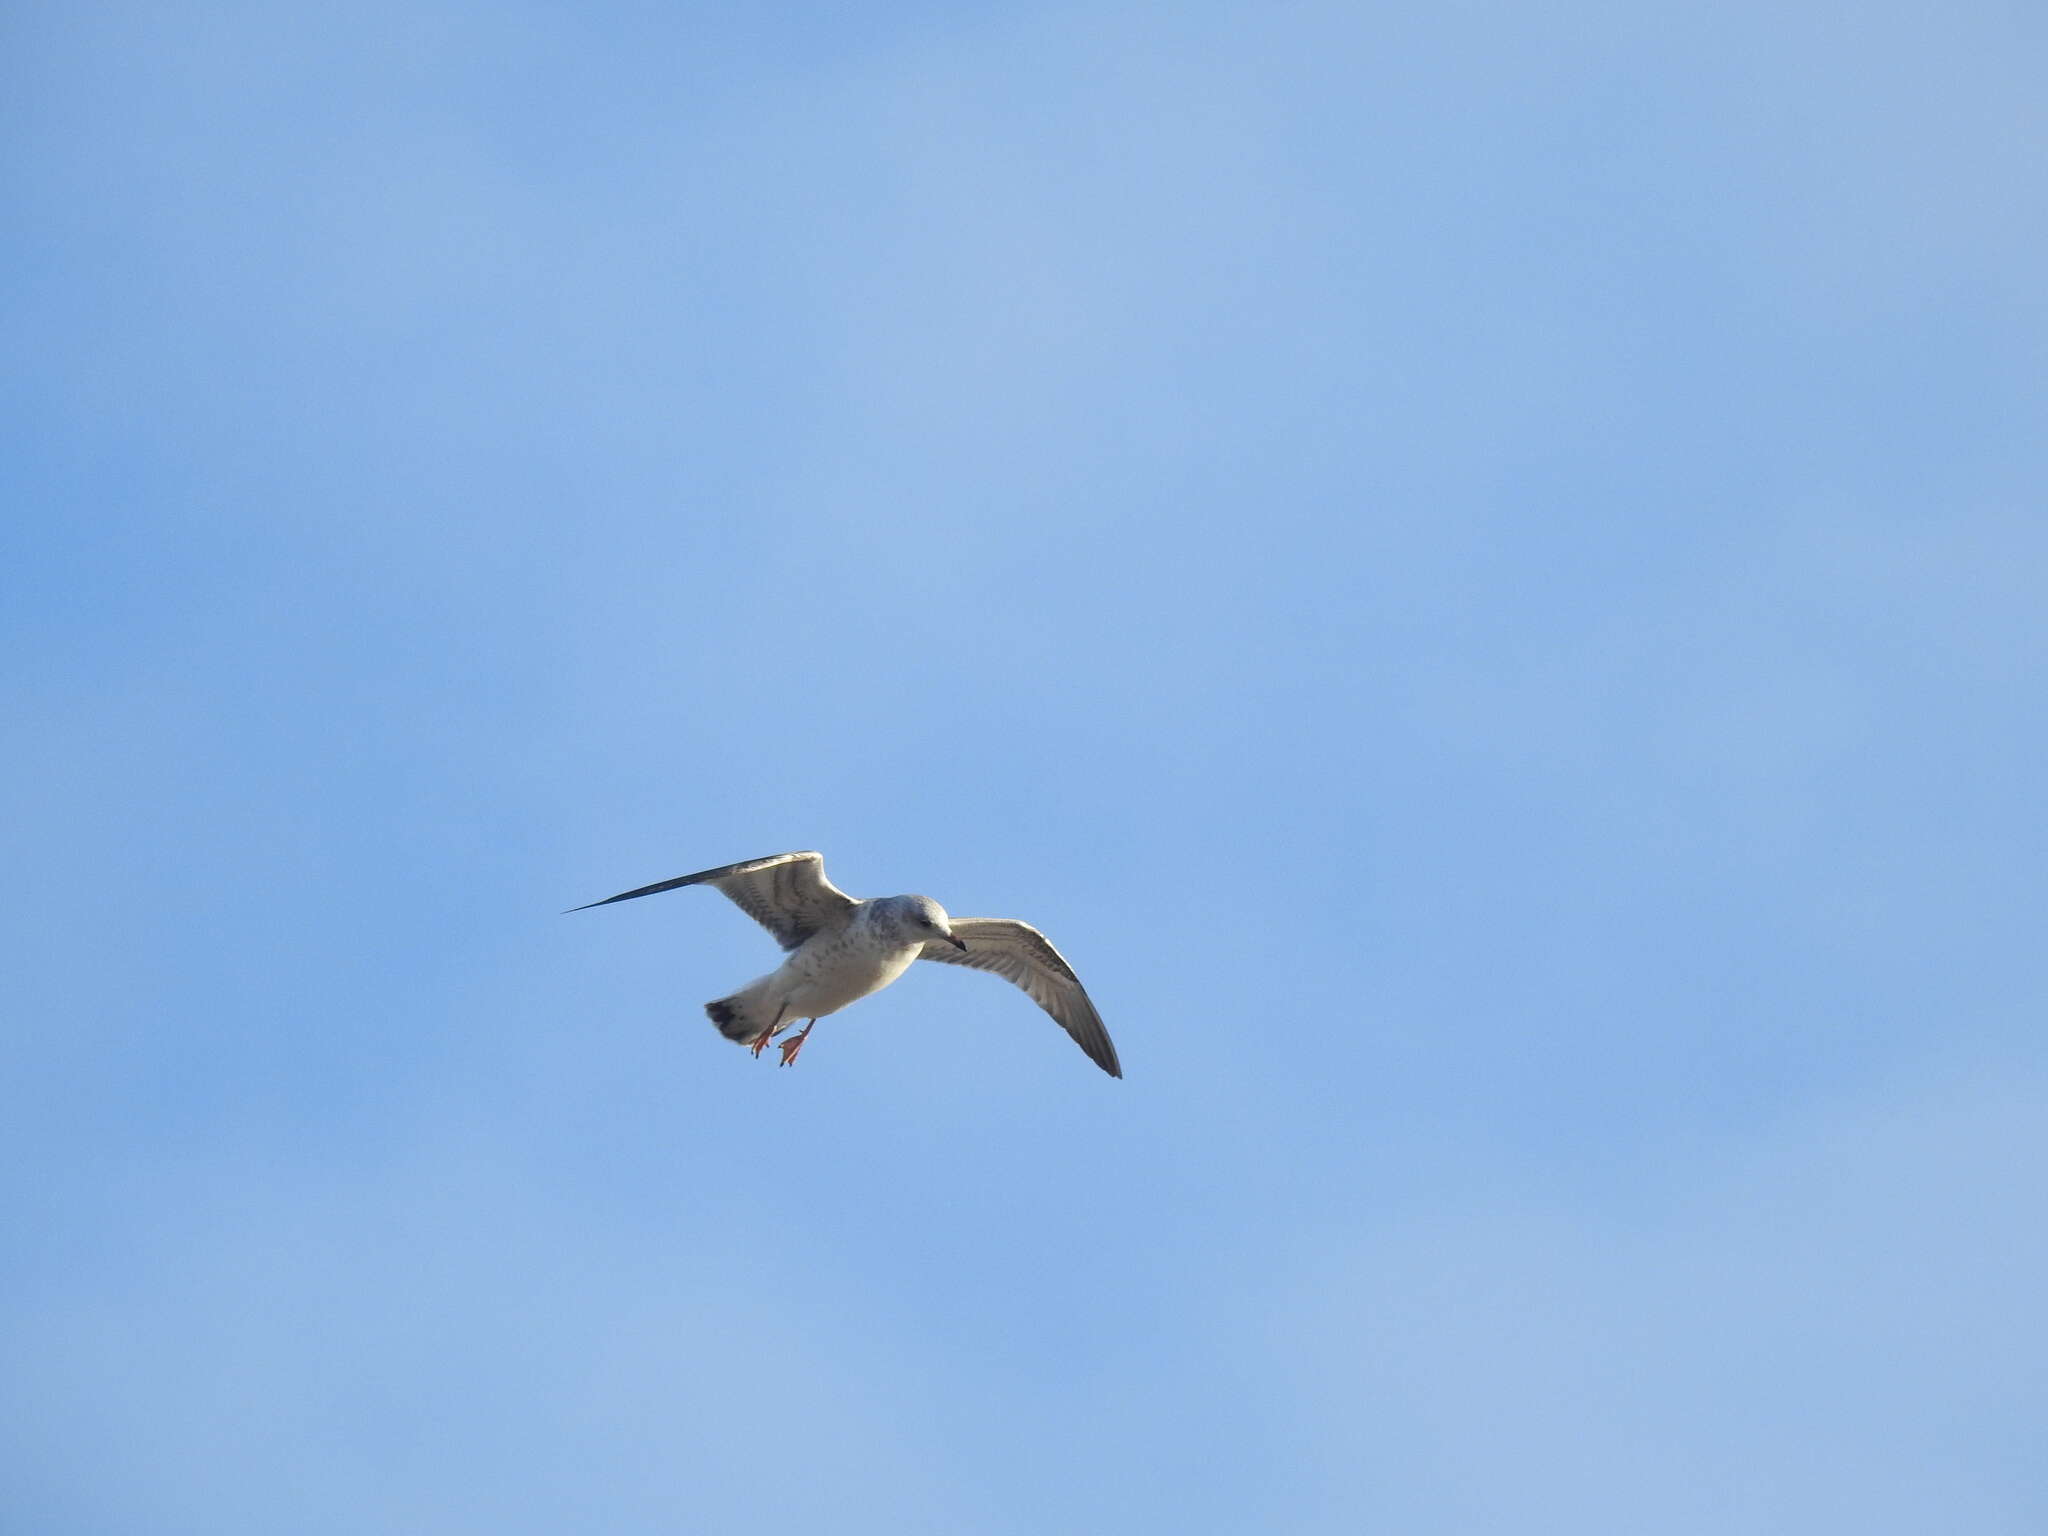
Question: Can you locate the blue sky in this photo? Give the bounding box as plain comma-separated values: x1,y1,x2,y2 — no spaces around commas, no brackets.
5,1,2045,1530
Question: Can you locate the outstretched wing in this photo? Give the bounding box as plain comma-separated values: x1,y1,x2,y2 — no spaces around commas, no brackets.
567,850,857,951
919,918,1121,1078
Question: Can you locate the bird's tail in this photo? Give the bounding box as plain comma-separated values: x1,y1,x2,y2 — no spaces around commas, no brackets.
704,979,781,1046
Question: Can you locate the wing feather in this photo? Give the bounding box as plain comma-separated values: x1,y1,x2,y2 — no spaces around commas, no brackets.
567,850,856,950
919,918,1121,1078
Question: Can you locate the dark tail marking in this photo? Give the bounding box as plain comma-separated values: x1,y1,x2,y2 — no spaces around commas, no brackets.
705,997,752,1042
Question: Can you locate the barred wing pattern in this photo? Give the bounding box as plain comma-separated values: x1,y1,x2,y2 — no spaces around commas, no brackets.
919,918,1121,1078
567,850,858,951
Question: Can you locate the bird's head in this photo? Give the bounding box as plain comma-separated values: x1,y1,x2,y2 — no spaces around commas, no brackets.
894,895,966,949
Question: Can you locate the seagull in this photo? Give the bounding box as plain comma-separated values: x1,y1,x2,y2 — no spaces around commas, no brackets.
569,851,1121,1077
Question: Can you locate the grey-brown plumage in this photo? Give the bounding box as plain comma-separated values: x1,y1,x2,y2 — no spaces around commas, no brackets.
915,919,1120,1078
569,851,1121,1077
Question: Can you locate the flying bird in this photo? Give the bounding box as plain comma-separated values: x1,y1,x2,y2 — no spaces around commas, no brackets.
569,851,1121,1077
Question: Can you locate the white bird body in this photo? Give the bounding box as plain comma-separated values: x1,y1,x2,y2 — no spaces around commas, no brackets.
731,905,924,1027
569,852,1121,1076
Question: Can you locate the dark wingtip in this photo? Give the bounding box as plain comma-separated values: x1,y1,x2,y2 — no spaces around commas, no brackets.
1085,1035,1124,1078
562,872,707,914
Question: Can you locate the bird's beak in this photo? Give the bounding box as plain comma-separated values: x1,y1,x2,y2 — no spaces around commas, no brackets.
945,933,968,951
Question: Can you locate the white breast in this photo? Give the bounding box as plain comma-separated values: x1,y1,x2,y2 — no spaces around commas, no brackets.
776,932,921,1018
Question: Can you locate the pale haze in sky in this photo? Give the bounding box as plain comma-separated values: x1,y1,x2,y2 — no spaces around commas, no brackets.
5,3,2046,1532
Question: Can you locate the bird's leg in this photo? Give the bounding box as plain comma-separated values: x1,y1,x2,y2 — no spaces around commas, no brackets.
777,1019,817,1067
748,1004,789,1059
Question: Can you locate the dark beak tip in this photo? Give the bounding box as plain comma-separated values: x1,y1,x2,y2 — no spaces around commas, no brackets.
948,935,969,951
